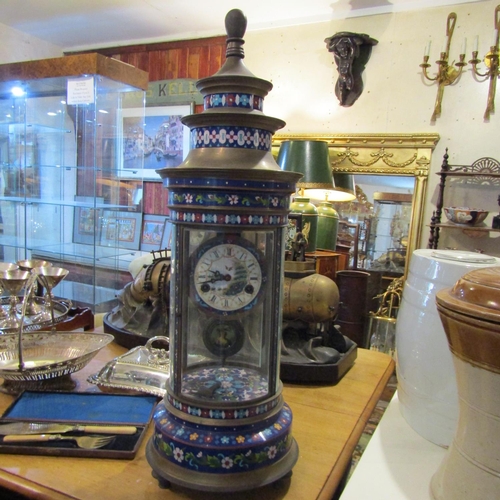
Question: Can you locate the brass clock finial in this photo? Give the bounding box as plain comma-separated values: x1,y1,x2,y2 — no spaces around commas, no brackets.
224,9,247,59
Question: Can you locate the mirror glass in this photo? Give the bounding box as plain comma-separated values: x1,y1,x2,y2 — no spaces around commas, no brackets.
272,133,440,277
331,174,414,275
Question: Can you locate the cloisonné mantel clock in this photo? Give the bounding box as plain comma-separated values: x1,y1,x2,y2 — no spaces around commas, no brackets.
145,9,302,493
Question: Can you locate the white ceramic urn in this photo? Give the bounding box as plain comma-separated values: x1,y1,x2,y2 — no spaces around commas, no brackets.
396,249,500,447
430,266,500,500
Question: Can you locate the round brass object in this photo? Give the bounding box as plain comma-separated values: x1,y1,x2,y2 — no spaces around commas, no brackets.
283,273,339,323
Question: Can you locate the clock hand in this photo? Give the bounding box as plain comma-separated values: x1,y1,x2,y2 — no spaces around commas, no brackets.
199,271,232,284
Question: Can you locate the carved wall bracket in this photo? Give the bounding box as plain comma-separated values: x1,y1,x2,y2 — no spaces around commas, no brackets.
325,32,378,107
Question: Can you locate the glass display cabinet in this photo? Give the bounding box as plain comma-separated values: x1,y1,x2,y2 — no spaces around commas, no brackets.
369,192,412,273
0,54,148,312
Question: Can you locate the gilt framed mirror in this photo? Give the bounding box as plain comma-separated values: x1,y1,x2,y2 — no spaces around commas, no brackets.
272,133,440,277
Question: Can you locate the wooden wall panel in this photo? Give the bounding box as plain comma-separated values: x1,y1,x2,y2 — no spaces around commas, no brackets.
69,36,227,216
73,36,227,79
208,45,225,75
188,49,201,79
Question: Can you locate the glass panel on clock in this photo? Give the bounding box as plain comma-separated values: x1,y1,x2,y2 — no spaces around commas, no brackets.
179,227,275,404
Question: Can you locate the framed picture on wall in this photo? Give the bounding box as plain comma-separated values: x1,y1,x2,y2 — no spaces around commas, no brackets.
161,219,173,250
99,210,142,250
120,104,193,180
72,196,104,245
140,214,167,252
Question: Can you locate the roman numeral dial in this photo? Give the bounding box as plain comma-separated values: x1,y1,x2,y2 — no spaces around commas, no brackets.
193,239,263,313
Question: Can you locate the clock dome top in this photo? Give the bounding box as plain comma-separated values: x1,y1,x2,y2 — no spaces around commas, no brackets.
158,9,300,179
181,8,284,133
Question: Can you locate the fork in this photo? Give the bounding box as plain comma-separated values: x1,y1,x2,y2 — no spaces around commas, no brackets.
2,433,115,449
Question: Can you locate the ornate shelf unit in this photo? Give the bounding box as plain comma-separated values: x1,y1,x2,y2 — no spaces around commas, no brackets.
0,54,148,312
428,150,500,249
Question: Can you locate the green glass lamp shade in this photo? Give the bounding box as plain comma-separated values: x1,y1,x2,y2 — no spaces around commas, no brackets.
316,201,339,251
290,196,318,252
277,141,334,199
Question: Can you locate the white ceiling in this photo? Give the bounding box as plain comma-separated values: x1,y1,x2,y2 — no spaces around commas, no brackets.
0,0,488,52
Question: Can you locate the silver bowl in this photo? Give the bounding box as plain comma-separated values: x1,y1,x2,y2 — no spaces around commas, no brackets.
0,332,114,381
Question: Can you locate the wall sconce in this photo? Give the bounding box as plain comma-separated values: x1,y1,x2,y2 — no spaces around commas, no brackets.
325,32,378,107
420,12,467,122
469,5,500,120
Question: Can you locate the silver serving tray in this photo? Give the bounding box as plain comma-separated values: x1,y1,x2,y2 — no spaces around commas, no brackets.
0,297,72,333
0,331,114,381
88,336,170,397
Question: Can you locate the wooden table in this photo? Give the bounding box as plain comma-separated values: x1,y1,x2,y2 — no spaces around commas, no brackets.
0,343,394,500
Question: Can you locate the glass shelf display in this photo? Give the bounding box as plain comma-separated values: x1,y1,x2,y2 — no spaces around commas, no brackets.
0,54,148,312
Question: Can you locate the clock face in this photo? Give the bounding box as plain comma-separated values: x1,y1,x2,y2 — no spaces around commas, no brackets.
192,237,263,314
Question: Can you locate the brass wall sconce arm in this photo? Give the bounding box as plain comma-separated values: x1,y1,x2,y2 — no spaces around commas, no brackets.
420,12,467,122
468,5,500,120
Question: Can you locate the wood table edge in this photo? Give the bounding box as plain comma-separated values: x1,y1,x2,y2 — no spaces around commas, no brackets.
0,468,73,500
317,355,395,500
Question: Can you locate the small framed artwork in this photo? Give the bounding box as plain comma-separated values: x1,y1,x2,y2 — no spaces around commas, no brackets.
161,219,173,250
140,214,167,252
73,196,104,245
99,210,142,250
120,104,193,180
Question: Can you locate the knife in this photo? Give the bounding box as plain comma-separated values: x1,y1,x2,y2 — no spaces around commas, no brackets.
0,422,137,435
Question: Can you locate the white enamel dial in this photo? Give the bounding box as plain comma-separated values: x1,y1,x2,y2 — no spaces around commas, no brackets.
193,241,263,313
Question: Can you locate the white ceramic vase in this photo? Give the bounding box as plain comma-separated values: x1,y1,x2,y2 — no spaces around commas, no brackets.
396,249,500,447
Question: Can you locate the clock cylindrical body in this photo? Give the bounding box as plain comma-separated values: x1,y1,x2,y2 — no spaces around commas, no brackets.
166,171,296,401
146,9,301,492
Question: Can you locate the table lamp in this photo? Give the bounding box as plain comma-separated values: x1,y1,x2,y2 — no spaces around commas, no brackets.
277,140,333,200
329,174,357,202
289,196,318,252
316,201,340,251
277,140,345,252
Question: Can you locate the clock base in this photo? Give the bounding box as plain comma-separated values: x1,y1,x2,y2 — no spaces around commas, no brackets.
146,398,299,492
146,436,299,493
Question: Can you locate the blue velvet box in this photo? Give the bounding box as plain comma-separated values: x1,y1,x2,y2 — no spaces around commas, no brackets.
0,391,159,459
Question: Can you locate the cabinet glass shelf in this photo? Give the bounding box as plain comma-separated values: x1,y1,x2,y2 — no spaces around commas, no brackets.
432,223,500,237
0,123,73,134
0,197,139,210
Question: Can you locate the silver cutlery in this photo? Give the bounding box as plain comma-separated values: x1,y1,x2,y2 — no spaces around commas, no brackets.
2,433,116,449
0,422,136,435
